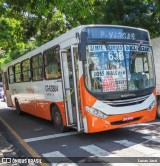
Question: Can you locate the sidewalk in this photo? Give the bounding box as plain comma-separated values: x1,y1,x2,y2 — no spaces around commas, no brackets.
0,131,18,158
0,126,20,166
0,122,40,166
0,101,20,159
0,103,19,166
0,101,36,165
0,100,44,166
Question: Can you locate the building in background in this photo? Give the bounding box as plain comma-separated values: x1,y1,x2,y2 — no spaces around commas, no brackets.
152,37,160,118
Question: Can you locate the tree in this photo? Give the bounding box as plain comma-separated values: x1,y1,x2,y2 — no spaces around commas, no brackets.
102,0,160,38
0,0,160,70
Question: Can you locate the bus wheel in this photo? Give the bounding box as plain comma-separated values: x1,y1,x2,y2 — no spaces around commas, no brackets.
15,99,23,115
51,106,67,133
157,100,160,119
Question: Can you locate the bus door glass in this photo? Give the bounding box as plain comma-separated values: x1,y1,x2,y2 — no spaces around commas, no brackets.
60,46,81,131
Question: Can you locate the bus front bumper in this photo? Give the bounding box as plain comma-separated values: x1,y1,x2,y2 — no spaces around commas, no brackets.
83,106,157,133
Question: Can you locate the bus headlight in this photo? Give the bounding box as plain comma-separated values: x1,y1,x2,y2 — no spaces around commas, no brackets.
148,99,156,111
85,106,107,119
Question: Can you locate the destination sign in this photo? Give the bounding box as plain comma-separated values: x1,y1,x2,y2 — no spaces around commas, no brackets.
124,45,151,52
91,69,126,78
88,45,123,52
85,27,149,41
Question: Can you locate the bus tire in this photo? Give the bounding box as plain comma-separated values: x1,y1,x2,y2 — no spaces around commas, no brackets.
51,106,67,133
157,100,160,119
15,99,23,115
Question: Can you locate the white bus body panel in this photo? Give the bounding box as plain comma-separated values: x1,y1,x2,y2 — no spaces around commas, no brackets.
93,93,155,115
10,80,64,105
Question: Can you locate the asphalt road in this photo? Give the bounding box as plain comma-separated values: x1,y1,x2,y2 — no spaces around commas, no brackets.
0,100,160,166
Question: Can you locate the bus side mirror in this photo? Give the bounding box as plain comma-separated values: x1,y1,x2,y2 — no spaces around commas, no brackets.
78,31,87,61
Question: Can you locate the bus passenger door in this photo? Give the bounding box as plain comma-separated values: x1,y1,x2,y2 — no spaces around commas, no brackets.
60,46,82,132
2,71,12,106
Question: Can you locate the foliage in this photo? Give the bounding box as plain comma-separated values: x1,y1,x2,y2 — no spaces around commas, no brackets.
0,0,160,70
55,0,107,27
103,0,160,38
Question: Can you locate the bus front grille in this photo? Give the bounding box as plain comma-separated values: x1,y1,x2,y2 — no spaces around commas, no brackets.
102,95,149,107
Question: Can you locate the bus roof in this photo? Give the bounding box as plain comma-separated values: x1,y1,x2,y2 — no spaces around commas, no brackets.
2,24,149,70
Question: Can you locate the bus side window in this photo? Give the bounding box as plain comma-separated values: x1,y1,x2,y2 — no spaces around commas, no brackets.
15,63,21,83
44,47,61,79
8,66,15,84
31,53,43,81
22,59,31,82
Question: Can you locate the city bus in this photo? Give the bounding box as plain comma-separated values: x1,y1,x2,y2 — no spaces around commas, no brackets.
2,25,157,133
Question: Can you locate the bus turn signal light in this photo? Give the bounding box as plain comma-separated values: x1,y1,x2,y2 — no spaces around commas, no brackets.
148,99,156,111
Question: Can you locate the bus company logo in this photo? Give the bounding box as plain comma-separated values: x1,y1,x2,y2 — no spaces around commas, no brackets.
45,85,58,92
121,93,136,98
26,87,34,93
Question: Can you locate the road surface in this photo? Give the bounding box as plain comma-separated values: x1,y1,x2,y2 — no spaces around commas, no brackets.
0,99,160,166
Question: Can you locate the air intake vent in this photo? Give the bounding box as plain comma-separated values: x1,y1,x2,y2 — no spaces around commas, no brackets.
102,95,149,107
111,117,141,125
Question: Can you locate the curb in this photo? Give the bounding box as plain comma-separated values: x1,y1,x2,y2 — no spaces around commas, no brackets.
0,117,49,166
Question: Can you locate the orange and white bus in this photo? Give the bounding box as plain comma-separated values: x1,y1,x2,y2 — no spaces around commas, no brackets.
2,25,157,133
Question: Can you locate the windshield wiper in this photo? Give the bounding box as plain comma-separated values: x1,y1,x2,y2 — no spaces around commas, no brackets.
100,40,108,45
131,40,143,61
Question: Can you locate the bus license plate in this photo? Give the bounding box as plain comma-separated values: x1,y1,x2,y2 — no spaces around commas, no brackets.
123,116,134,121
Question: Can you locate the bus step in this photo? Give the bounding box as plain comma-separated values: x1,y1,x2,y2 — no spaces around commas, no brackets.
67,123,76,127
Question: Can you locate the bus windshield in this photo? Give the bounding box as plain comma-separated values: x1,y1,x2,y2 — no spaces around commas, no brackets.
84,44,155,93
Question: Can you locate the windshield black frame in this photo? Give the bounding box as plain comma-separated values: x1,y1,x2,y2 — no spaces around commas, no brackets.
83,41,156,100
